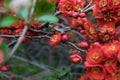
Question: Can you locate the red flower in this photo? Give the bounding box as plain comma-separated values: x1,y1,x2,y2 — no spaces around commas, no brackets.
70,19,78,28
105,70,120,80
59,0,85,16
86,42,104,64
70,54,82,64
93,0,120,34
83,20,97,40
85,62,106,80
102,42,119,58
59,0,75,14
74,0,85,12
49,32,61,46
103,58,117,75
113,70,120,79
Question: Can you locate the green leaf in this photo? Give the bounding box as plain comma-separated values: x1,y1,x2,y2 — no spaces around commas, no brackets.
17,8,29,20
4,0,12,7
63,73,71,80
34,0,55,16
0,15,19,27
37,15,58,23
58,70,68,77
0,42,9,61
58,70,71,80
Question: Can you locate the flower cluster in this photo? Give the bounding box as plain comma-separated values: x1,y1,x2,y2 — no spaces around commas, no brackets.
59,0,85,17
83,42,120,80
58,0,120,42
1,0,120,79
0,20,41,43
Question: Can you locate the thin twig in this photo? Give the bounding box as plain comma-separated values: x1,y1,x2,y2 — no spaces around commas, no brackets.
8,40,17,47
0,35,19,38
28,27,54,35
26,35,50,39
8,25,28,59
12,55,50,71
0,34,50,39
83,6,93,13
28,0,37,23
67,41,87,53
0,72,9,78
54,11,61,16
57,15,69,26
84,0,93,10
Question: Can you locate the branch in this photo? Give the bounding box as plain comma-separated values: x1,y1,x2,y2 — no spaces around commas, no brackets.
0,34,50,39
7,25,28,59
27,35,50,39
12,55,50,71
84,0,93,10
8,40,17,47
28,27,54,35
67,41,87,53
0,72,9,79
70,30,85,41
49,23,71,34
57,15,69,26
0,35,19,38
83,6,93,13
28,0,37,23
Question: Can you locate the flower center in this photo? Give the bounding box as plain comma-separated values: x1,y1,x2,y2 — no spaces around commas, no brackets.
108,45,116,51
91,67,101,73
116,73,120,78
73,58,79,62
100,0,107,8
92,53,100,61
118,11,120,16
104,13,112,21
89,28,95,35
66,5,72,11
104,60,110,66
51,35,58,42
113,0,119,6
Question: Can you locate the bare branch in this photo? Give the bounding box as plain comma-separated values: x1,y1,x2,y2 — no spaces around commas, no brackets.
12,55,50,71
28,27,54,35
84,0,93,10
67,41,87,53
28,0,37,23
83,6,93,13
8,25,28,59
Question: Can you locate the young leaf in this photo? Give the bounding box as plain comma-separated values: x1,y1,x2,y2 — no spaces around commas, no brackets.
0,15,19,27
37,15,58,23
34,0,55,16
63,73,71,80
58,70,71,80
17,8,29,20
58,70,68,77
